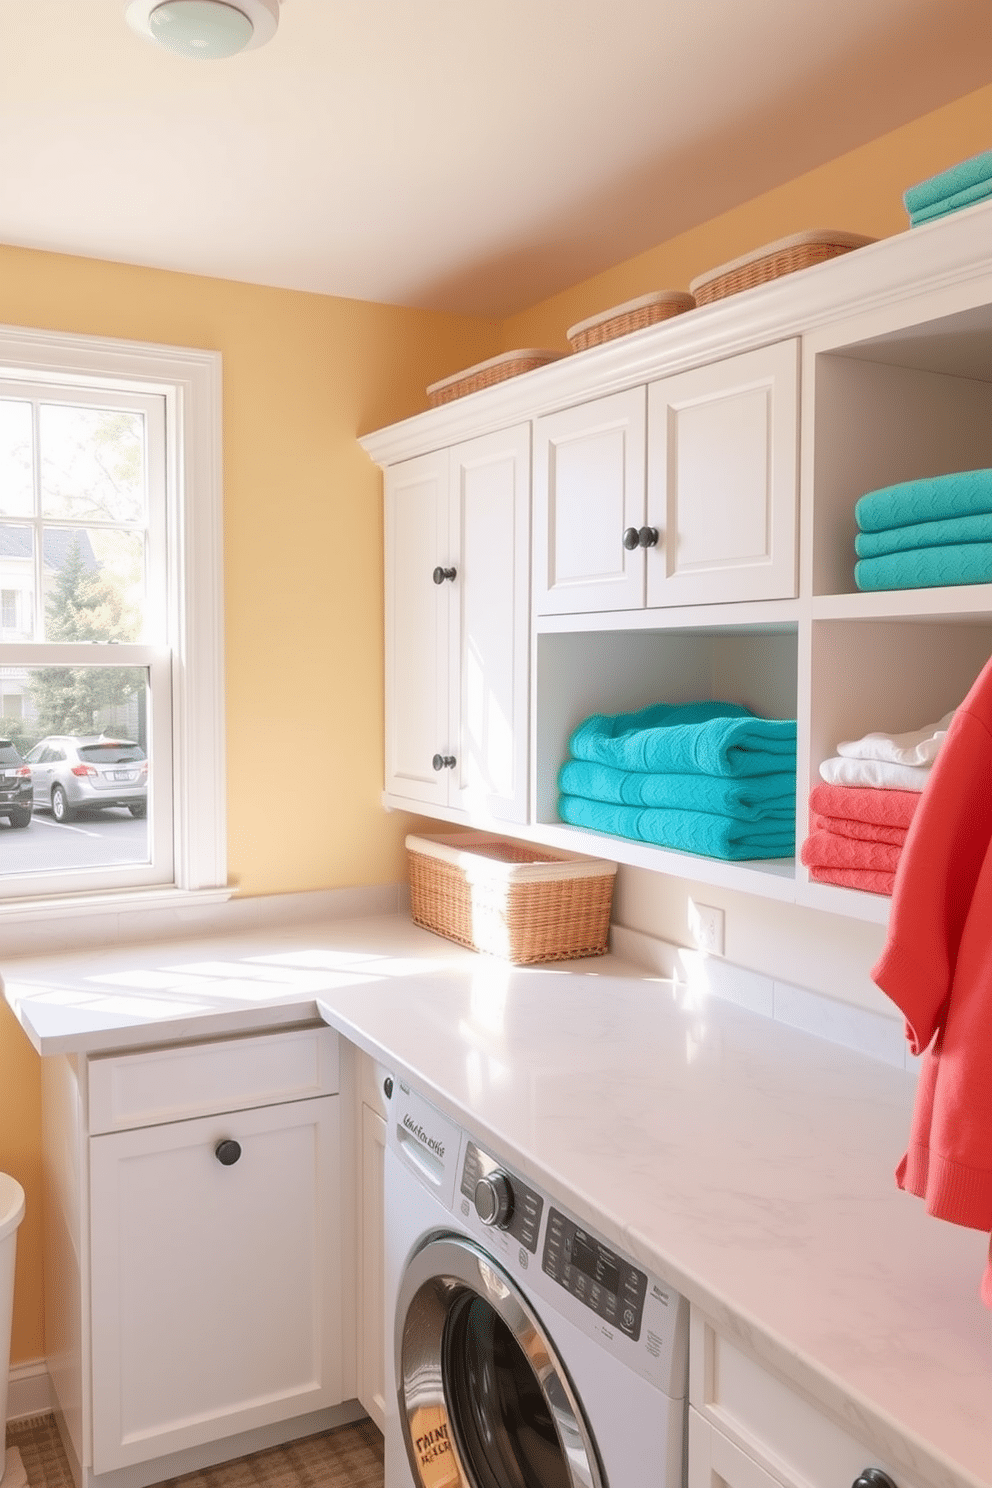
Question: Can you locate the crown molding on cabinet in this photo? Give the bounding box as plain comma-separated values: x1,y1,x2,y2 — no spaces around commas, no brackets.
359,200,992,468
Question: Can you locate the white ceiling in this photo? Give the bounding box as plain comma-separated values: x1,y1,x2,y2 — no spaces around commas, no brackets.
1,0,990,317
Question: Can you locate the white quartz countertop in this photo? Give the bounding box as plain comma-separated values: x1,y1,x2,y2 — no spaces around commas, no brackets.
3,912,990,1488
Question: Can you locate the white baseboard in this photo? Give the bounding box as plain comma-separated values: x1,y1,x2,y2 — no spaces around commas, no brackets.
609,924,916,1072
6,1359,53,1422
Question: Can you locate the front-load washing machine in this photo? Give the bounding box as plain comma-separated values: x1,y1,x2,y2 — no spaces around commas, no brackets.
383,1076,688,1488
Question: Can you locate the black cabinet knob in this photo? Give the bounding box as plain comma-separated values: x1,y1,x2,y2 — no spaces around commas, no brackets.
215,1139,242,1166
432,566,457,585
432,754,456,771
853,1472,898,1488
623,526,660,549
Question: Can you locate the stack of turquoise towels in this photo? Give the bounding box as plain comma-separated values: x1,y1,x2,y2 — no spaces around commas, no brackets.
903,149,992,227
854,468,992,591
557,699,796,861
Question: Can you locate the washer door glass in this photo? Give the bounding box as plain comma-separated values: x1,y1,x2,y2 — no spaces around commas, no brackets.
396,1234,604,1488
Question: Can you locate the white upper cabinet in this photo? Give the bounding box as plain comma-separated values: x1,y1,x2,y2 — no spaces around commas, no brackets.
384,424,531,823
533,342,799,616
533,387,647,614
384,449,450,810
646,340,799,606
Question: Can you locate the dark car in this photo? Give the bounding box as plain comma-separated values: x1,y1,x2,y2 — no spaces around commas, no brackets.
0,739,33,828
25,735,147,823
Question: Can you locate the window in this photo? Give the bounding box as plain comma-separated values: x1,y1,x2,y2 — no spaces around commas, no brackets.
0,326,225,907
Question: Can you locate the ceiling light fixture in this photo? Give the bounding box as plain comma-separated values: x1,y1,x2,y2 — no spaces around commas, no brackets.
125,0,281,59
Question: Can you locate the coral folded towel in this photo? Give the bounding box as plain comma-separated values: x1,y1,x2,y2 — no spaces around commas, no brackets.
810,813,907,846
813,866,897,895
800,831,901,874
871,652,992,1308
808,781,919,830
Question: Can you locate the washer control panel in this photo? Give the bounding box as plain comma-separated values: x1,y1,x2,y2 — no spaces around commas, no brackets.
542,1207,647,1340
460,1141,544,1253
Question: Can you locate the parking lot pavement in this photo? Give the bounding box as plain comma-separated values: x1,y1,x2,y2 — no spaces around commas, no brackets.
0,809,149,873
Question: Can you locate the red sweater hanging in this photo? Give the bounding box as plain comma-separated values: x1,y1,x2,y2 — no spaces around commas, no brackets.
872,654,992,1306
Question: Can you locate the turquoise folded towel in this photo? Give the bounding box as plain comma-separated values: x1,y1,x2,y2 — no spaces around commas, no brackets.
855,511,992,558
558,794,795,861
567,700,796,779
903,149,992,214
558,759,795,819
855,469,992,534
909,175,992,225
855,544,992,592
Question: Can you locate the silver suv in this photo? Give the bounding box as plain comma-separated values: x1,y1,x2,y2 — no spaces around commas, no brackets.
25,736,148,823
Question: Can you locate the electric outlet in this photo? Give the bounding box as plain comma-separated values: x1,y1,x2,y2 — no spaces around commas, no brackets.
688,899,725,956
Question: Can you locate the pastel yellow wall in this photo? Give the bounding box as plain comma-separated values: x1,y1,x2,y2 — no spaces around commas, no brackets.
501,80,992,350
0,244,498,1364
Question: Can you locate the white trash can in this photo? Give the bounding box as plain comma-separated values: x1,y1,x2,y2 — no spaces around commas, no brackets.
0,1174,25,1486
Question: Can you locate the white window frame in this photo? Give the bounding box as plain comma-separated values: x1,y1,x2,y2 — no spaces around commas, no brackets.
0,323,227,918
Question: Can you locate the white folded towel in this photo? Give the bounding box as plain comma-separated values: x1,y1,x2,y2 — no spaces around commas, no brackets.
819,756,932,792
836,711,955,767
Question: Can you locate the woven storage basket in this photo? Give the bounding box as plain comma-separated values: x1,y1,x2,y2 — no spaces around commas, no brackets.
427,349,565,407
690,229,876,305
567,289,696,352
407,832,617,964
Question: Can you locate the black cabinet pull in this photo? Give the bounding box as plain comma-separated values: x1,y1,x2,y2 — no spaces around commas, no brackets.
215,1139,242,1166
432,754,456,771
623,526,660,550
853,1471,898,1488
432,566,457,584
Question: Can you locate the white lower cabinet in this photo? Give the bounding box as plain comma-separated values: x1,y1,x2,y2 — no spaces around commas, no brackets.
43,1027,352,1488
688,1308,923,1488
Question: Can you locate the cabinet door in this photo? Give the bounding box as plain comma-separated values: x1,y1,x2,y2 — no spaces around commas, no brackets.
357,1102,386,1433
646,341,799,606
89,1096,342,1472
384,450,451,807
449,424,531,822
534,387,647,615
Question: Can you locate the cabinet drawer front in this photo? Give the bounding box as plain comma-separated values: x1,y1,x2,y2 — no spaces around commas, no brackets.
690,1311,914,1488
88,1026,339,1133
